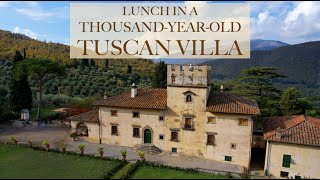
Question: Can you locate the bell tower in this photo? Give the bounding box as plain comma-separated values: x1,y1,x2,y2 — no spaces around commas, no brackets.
165,64,211,154
167,64,211,88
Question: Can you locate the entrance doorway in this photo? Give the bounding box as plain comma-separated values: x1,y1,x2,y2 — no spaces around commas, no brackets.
144,129,152,144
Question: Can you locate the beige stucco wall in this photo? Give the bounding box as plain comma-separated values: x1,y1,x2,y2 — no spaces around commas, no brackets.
71,121,100,143
99,107,166,149
165,85,253,169
264,141,320,179
204,113,253,169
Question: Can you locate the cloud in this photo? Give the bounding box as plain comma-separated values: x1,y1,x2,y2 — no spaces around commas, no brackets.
0,1,68,22
14,5,69,21
0,1,38,8
251,1,320,44
0,1,10,7
12,26,46,40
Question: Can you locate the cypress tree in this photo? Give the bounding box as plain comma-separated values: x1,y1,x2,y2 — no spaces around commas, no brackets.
9,51,32,112
152,61,167,88
105,59,109,69
127,65,132,74
23,48,26,59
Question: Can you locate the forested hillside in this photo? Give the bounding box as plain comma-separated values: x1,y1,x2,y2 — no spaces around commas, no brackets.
0,29,155,77
204,41,320,97
0,30,155,112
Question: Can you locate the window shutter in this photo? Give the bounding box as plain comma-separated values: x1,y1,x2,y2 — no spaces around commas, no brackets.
282,154,291,168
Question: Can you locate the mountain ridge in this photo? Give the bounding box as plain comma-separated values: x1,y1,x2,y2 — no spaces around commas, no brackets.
202,41,320,97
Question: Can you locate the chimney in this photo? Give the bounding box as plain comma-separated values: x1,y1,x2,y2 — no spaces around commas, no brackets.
189,64,194,71
275,127,282,140
131,83,137,98
104,91,107,99
220,85,224,92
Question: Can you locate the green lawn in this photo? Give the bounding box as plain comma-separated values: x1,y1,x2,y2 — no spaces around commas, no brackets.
130,165,228,179
30,107,58,120
111,163,135,179
0,144,121,179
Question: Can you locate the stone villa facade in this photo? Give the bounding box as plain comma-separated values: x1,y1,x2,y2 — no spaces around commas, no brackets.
68,64,260,170
263,115,320,179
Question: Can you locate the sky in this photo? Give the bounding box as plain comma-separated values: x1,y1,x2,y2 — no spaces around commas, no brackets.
0,1,320,45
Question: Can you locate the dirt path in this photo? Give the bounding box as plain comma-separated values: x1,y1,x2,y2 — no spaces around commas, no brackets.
0,121,71,147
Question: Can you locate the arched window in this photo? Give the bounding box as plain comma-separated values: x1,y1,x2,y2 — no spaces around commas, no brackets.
186,95,192,103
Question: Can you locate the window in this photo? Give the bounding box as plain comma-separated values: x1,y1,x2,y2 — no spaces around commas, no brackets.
159,135,164,140
295,176,301,179
207,134,215,145
280,171,289,178
172,147,177,153
171,65,175,71
231,143,237,149
239,118,249,126
171,131,179,142
282,154,291,168
132,112,140,118
111,126,118,135
111,110,117,116
179,65,183,71
207,117,216,124
184,117,193,129
186,95,192,103
159,116,164,121
133,127,140,138
225,156,232,162
171,73,176,84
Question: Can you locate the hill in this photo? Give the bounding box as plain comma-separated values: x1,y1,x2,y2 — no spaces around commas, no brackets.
0,29,155,77
203,41,320,97
161,39,289,64
250,39,288,51
0,30,156,110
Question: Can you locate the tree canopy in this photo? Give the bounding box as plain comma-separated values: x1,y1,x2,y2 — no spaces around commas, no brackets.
152,61,167,88
14,59,66,121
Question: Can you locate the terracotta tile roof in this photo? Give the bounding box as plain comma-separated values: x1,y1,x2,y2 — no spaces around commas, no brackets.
93,88,167,110
206,92,260,115
67,110,99,123
264,115,320,146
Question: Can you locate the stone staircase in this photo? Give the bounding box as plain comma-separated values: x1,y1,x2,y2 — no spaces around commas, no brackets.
136,144,162,155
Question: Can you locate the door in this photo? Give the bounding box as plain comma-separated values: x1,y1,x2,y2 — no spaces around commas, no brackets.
144,129,152,144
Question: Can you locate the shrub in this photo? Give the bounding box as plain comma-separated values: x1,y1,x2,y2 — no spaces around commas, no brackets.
10,136,18,144
120,149,127,161
98,147,104,158
42,140,50,151
137,151,145,161
0,111,18,122
61,143,67,152
79,144,86,155
70,132,78,141
27,140,33,147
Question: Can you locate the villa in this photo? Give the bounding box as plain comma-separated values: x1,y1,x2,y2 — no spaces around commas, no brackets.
263,115,320,179
68,64,260,171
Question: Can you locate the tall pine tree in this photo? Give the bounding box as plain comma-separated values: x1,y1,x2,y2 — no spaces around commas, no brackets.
230,67,285,116
9,51,32,112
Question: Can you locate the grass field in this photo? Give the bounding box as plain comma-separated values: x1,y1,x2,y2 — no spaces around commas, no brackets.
129,165,228,179
0,144,121,179
30,107,58,121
